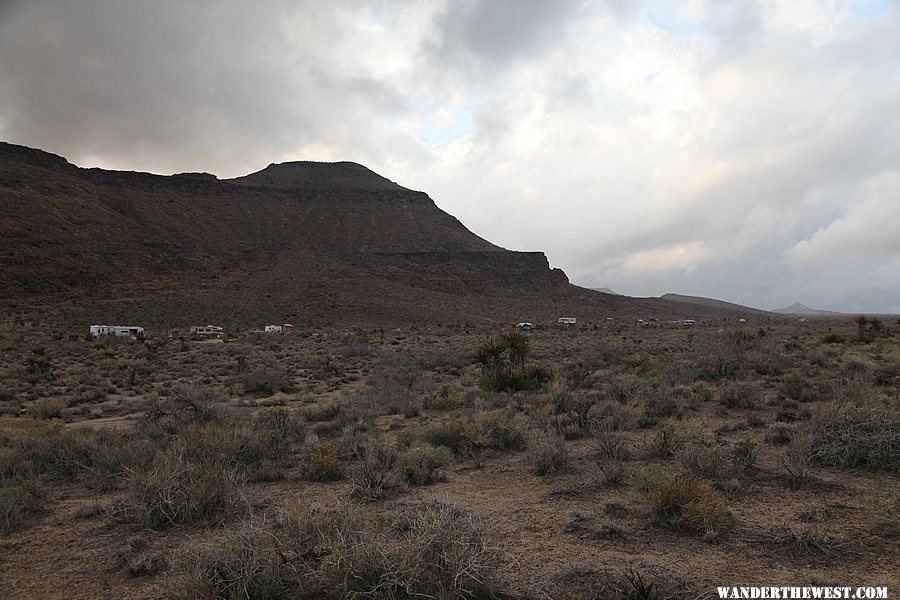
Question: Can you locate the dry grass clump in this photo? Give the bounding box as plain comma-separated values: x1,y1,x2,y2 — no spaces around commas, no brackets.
646,475,731,535
741,524,854,558
564,511,626,542
116,534,167,576
300,438,345,482
801,399,899,469
125,446,247,530
419,410,527,458
550,565,697,600
350,442,400,500
169,500,505,599
719,381,762,409
528,430,570,476
0,477,46,532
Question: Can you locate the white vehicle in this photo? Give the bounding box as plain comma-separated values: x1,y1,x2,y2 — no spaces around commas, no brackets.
264,325,283,333
681,319,696,327
516,322,535,331
558,317,577,325
190,325,224,339
90,325,144,338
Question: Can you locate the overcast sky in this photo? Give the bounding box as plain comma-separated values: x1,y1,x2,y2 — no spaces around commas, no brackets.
2,0,899,312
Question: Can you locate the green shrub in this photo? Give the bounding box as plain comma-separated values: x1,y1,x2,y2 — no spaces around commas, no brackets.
395,444,451,486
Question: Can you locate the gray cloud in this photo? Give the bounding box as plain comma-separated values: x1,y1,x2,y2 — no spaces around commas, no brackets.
2,0,899,312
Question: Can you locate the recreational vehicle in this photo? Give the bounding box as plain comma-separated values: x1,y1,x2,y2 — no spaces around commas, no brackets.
190,325,224,339
558,317,577,325
90,325,144,338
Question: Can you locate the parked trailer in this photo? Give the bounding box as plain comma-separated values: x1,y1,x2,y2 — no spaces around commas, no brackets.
90,325,144,338
190,325,224,339
558,317,577,325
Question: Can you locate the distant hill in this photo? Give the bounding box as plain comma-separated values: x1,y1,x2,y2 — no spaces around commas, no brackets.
773,303,842,316
591,287,621,295
659,293,772,316
1,141,767,326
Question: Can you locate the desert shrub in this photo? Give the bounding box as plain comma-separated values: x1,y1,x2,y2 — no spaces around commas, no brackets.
780,373,828,403
552,566,697,600
75,428,157,492
424,384,465,411
421,419,476,457
528,430,570,476
117,535,167,576
719,381,762,409
300,438,344,481
219,500,505,598
143,385,230,423
694,329,773,381
126,447,246,530
801,399,899,469
647,475,730,535
420,410,527,458
472,333,547,392
598,458,626,485
820,332,846,344
731,440,758,479
0,478,46,532
564,512,626,541
395,444,452,486
386,501,501,598
239,366,292,396
640,385,691,427
766,425,794,448
250,407,305,467
338,334,370,357
644,427,679,459
27,397,65,420
779,438,814,487
169,521,289,600
631,465,666,493
350,442,400,500
680,444,730,484
741,524,852,558
475,410,528,452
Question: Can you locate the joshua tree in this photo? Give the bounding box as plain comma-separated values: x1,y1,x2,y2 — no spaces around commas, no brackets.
501,330,531,369
472,336,509,391
854,314,869,340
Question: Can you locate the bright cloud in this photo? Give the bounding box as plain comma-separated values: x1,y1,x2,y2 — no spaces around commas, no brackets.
1,0,899,312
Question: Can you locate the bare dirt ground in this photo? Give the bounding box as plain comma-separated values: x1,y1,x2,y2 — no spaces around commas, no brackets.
1,310,898,598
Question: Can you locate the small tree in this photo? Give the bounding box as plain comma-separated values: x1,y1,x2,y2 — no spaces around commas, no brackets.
472,332,540,392
854,315,869,340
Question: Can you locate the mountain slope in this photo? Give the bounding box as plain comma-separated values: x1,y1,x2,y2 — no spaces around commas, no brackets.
1,141,767,325
773,303,842,316
659,293,771,316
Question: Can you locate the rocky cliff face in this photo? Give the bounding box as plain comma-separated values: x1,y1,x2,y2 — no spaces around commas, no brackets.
0,142,568,317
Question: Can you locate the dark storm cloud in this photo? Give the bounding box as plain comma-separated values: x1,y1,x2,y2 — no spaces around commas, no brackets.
423,0,583,76
0,0,403,174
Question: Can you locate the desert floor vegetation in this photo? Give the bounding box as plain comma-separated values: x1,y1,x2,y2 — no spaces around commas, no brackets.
0,309,898,597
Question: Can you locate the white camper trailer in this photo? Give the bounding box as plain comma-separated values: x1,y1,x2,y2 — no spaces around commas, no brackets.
190,325,224,339
90,325,144,338
557,317,577,325
264,325,283,334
